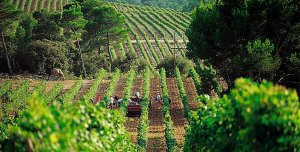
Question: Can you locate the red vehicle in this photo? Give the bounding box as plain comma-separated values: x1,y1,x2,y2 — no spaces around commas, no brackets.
126,98,142,117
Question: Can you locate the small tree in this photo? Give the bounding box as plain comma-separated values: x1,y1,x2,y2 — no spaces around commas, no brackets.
0,0,23,75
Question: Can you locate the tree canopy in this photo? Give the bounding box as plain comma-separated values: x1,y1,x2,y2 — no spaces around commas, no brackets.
186,0,300,89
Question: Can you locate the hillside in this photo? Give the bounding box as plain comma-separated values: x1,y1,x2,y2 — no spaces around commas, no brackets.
11,0,191,69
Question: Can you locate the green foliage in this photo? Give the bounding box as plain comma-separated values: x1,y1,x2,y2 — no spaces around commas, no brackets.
184,78,300,151
119,68,136,117
42,83,63,104
234,39,281,75
0,79,12,98
175,67,191,121
1,94,135,151
195,63,222,96
160,68,177,151
186,0,300,83
138,68,150,151
188,67,202,95
25,39,69,74
58,78,83,106
82,69,106,101
156,55,191,77
102,68,120,107
113,51,148,74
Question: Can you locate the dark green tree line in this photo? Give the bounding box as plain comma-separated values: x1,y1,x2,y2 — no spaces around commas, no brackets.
186,0,300,91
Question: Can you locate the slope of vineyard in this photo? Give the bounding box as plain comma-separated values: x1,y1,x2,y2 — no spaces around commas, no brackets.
12,1,190,68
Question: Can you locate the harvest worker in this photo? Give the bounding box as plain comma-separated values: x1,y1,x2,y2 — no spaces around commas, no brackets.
96,95,100,103
156,93,161,101
135,90,140,98
109,96,114,109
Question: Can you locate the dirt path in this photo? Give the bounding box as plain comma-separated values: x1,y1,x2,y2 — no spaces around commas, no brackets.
124,78,144,144
93,78,110,104
147,78,166,151
56,80,77,99
182,78,200,111
73,80,94,102
111,78,127,110
166,78,188,148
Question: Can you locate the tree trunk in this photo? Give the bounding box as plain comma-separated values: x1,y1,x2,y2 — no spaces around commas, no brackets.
1,29,13,75
107,32,113,72
74,31,86,78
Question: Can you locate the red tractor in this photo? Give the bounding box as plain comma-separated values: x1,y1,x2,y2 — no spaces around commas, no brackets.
126,98,142,117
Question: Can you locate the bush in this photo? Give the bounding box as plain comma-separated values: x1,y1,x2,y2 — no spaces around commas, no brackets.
156,55,191,77
184,78,300,151
1,94,135,151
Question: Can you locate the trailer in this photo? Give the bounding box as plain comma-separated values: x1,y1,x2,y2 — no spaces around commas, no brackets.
126,98,142,117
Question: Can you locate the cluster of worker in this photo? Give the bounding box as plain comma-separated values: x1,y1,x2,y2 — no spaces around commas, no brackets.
90,90,171,110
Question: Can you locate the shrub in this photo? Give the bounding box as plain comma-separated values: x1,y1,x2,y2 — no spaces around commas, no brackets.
184,78,300,151
1,94,135,151
156,55,191,77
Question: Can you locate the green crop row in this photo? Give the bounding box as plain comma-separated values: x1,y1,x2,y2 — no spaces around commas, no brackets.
102,68,121,107
119,68,136,117
42,82,63,104
158,12,186,32
58,78,83,106
138,68,150,151
134,10,173,54
117,42,126,59
175,67,191,121
188,67,202,95
126,35,136,54
82,69,106,102
165,12,189,29
124,19,151,63
3,80,46,116
160,68,177,151
122,11,160,64
131,13,167,58
7,79,30,103
0,79,12,99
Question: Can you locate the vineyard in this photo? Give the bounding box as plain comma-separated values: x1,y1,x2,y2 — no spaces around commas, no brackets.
0,67,200,151
11,0,190,70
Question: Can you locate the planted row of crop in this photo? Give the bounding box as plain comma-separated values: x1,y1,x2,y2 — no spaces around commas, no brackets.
188,67,202,95
82,69,106,101
122,11,159,64
134,9,173,54
124,19,151,64
58,78,83,106
118,42,126,59
102,68,120,107
119,68,136,117
157,12,186,33
165,12,189,28
0,80,12,99
4,80,46,116
175,67,191,121
42,82,63,104
137,68,150,151
160,68,177,151
130,13,167,58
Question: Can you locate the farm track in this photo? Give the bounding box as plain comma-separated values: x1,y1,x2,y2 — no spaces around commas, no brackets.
166,78,188,148
93,78,110,104
132,43,143,59
73,80,94,102
111,78,127,110
124,78,144,144
44,81,58,93
55,80,77,99
182,78,200,111
147,78,166,151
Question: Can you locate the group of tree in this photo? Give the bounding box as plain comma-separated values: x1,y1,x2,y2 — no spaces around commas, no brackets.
186,0,300,93
0,0,146,78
